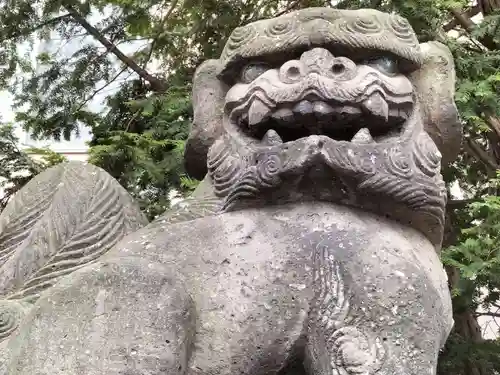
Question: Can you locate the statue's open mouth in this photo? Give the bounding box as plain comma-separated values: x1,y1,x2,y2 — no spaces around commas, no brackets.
231,92,413,144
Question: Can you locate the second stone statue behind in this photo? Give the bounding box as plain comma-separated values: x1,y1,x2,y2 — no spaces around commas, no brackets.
0,7,461,375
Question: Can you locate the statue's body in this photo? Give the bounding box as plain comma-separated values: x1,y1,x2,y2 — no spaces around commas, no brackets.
0,8,461,375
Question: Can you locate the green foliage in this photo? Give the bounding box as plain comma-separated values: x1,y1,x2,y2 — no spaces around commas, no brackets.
0,0,339,215
438,332,500,375
444,194,500,285
88,77,194,219
0,123,65,211
26,146,68,167
0,123,39,210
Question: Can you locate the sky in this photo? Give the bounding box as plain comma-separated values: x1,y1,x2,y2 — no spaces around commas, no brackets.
0,39,93,152
0,89,92,152
0,7,150,153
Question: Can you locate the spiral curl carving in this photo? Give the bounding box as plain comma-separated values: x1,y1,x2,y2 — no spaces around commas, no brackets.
256,152,282,188
339,16,382,35
226,25,257,51
330,326,385,375
387,16,418,46
352,152,377,174
264,18,295,37
0,301,23,341
385,146,414,179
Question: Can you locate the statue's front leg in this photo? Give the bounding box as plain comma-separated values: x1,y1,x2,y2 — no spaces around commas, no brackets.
302,228,452,375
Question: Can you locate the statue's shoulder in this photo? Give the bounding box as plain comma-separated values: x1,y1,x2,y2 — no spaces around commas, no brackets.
150,195,224,228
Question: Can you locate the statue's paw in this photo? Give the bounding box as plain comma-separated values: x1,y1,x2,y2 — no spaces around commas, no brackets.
4,256,196,375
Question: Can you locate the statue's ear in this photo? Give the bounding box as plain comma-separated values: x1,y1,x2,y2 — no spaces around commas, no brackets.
409,41,463,166
184,59,227,180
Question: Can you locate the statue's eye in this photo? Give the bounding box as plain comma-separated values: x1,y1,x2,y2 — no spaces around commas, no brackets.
241,62,270,83
366,56,399,76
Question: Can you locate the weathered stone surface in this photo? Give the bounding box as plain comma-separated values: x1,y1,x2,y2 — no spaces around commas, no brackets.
410,41,462,165
5,203,452,374
1,7,460,375
0,161,148,344
5,257,194,375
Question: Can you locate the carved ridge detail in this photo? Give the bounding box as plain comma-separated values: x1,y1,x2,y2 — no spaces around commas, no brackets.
218,8,422,78
223,167,261,211
308,242,387,375
150,196,223,228
0,167,65,268
0,301,26,342
413,132,441,177
0,162,147,304
208,125,447,244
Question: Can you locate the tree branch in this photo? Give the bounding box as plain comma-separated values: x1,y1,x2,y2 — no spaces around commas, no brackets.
63,5,167,92
4,14,73,41
464,138,500,172
448,6,498,50
479,0,500,15
143,0,180,69
447,198,479,209
474,312,500,318
487,116,500,139
275,0,302,17
74,66,129,113
443,5,481,31
449,7,476,31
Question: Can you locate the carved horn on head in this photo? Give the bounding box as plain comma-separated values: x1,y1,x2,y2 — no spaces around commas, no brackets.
184,59,228,180
409,41,463,166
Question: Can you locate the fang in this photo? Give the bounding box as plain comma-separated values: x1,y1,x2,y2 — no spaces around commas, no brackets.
351,128,374,143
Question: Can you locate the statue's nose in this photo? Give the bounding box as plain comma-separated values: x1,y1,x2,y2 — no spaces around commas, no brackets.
279,48,356,83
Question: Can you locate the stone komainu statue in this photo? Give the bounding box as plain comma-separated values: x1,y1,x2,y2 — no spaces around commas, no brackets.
0,8,461,375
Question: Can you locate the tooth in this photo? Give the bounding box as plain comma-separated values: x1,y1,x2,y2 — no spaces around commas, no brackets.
334,105,361,115
399,108,409,119
389,108,409,121
261,129,283,146
351,128,374,144
239,113,248,125
388,108,399,119
272,108,294,123
248,99,271,126
293,100,313,116
361,93,388,121
313,101,334,116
